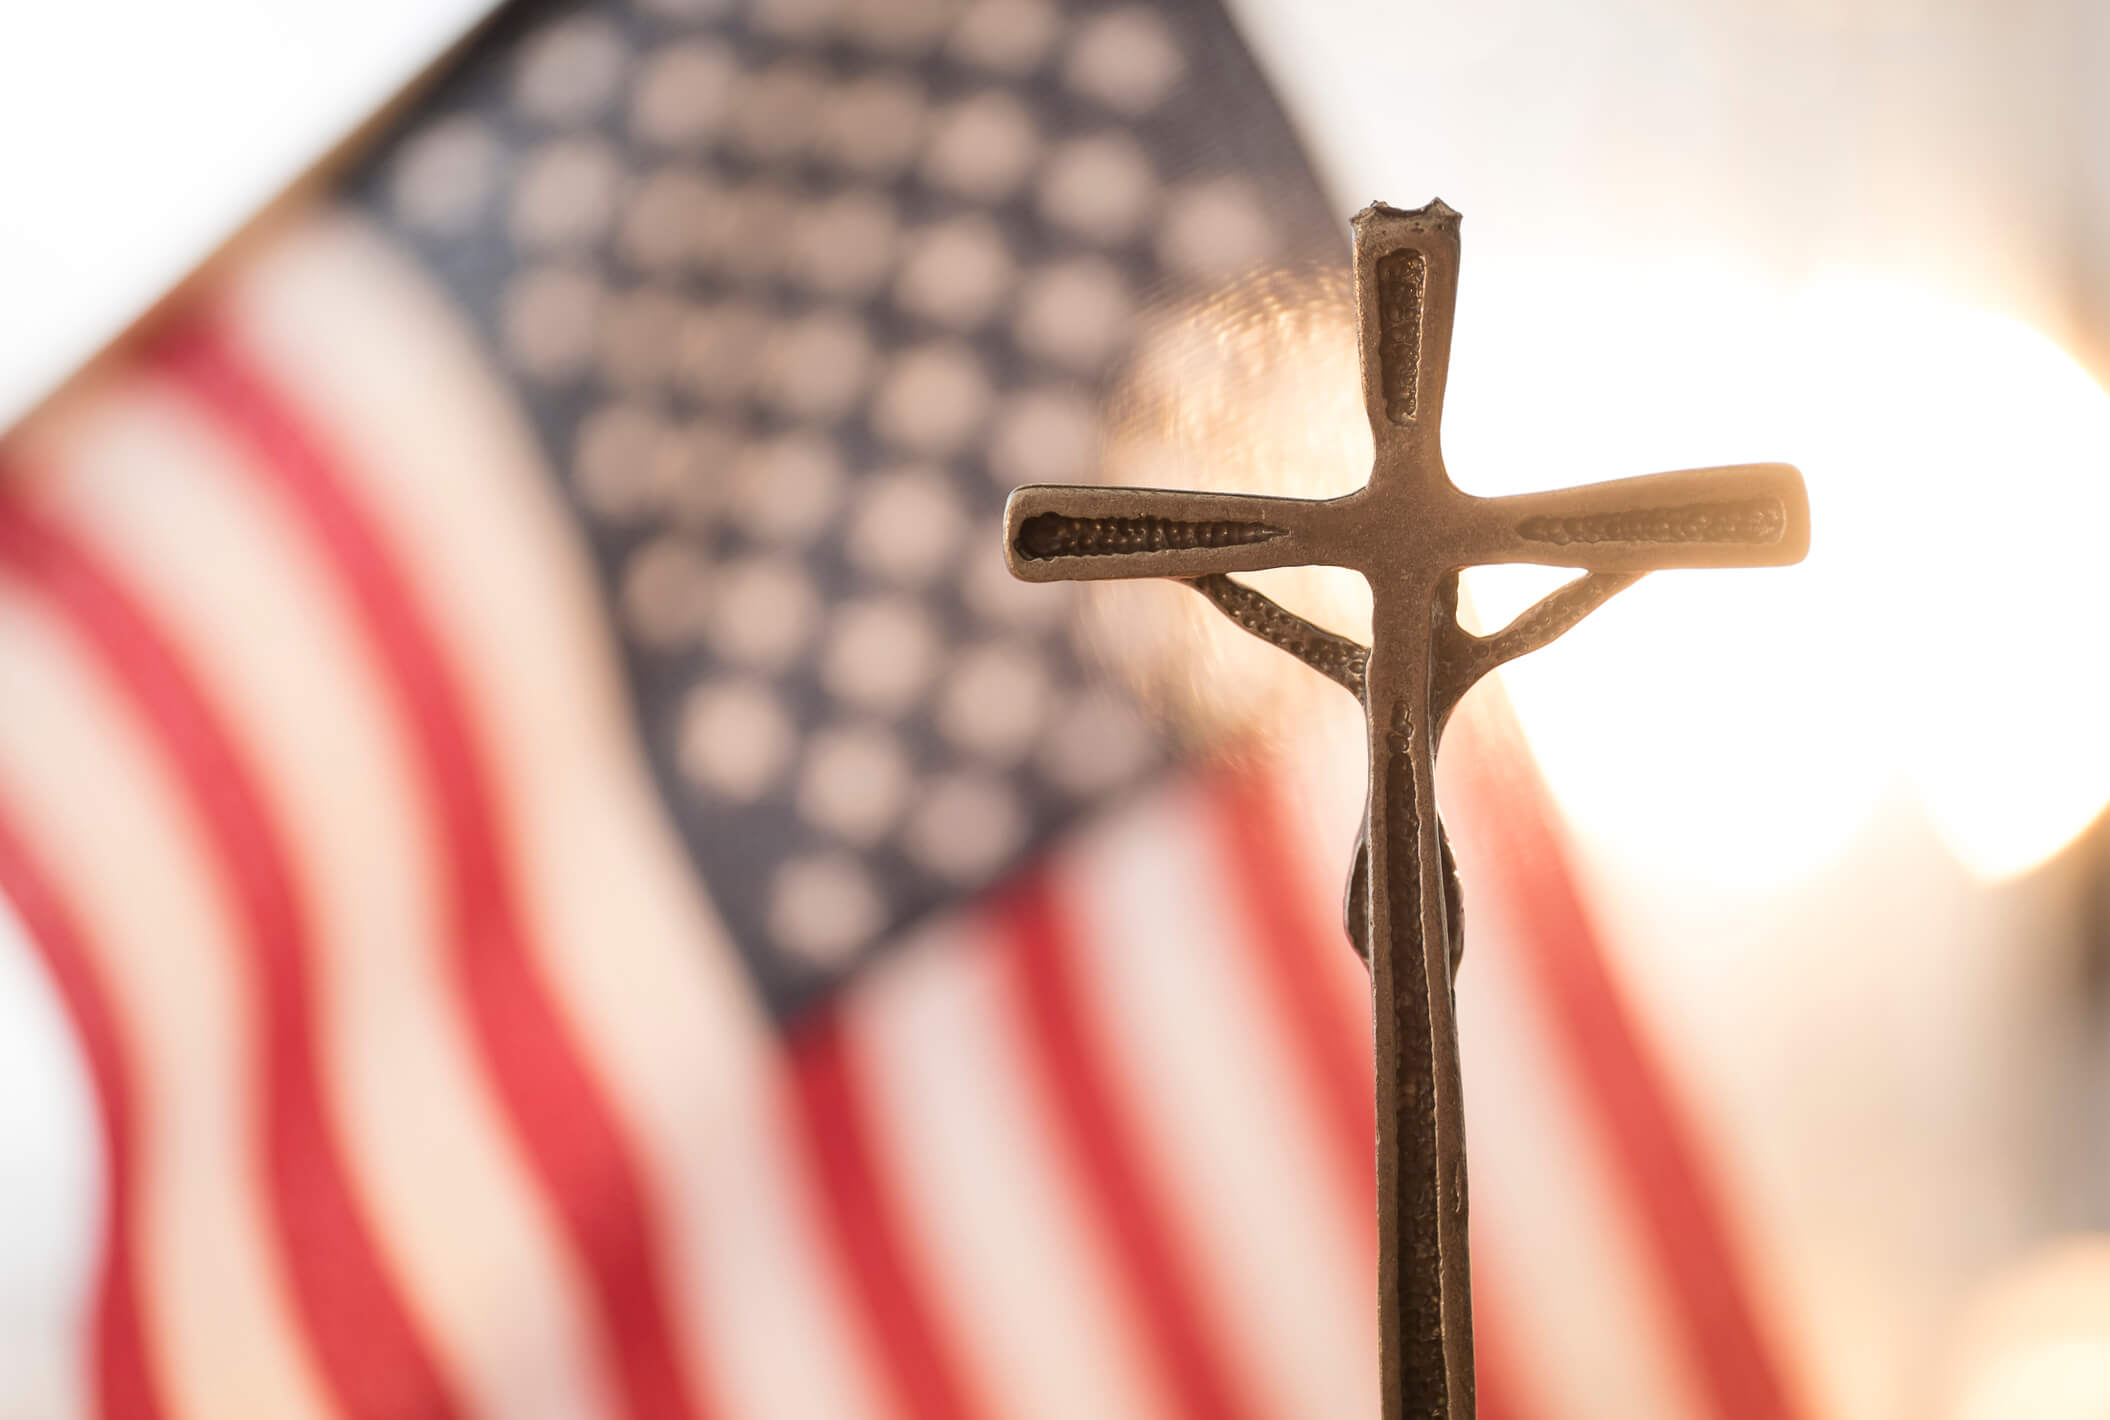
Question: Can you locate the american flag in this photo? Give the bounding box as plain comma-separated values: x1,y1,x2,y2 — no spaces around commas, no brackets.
0,0,1806,1416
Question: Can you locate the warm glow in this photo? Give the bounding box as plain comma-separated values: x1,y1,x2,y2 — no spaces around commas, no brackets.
1090,255,2110,887
1089,267,1374,746
1864,301,2110,881
1948,1238,2110,1420
1451,264,2110,886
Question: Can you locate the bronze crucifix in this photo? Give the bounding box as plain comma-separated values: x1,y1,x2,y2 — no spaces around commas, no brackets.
1002,200,1809,1419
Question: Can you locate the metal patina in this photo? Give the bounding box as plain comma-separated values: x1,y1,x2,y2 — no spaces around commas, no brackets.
1003,200,1810,1420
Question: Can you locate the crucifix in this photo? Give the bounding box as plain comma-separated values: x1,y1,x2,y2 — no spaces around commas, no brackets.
1002,200,1809,1419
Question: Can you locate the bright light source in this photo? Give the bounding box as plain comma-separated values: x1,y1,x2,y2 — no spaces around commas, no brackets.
1450,260,1892,886
1092,254,2110,890
1825,291,2110,882
1451,263,2110,887
1948,1237,2110,1420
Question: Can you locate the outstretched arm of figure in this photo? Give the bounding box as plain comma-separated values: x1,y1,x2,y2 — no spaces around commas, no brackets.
1179,574,1398,972
1182,569,1635,976
1430,569,1643,737
1182,573,1371,700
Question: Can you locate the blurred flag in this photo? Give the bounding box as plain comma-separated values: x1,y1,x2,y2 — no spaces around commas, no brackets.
0,0,1806,1417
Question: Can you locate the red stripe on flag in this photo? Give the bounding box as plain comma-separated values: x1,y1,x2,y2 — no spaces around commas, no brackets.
995,870,1262,1420
0,799,164,1420
0,494,462,1420
788,1009,980,1420
157,322,706,1420
1452,713,1805,1420
1207,766,1375,1223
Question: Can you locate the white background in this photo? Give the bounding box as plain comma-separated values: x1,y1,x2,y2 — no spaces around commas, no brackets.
0,0,495,426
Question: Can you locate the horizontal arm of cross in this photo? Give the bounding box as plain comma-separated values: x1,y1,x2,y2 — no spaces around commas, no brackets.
1454,461,1810,573
1003,483,1343,583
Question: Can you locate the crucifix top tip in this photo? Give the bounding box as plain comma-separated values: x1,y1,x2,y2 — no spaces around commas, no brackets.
1353,197,1460,233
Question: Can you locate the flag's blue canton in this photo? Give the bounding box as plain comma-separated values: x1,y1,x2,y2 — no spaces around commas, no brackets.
352,0,1342,1017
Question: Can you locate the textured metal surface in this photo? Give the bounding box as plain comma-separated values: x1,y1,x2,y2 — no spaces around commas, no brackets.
1003,199,1810,1420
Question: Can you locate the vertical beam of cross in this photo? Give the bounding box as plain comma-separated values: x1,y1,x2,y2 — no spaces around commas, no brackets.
1004,200,1809,1420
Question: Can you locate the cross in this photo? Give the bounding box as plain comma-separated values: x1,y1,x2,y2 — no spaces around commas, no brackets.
1002,200,1809,1420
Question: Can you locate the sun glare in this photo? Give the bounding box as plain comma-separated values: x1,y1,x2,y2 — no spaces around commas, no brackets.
1453,264,2110,886
1092,254,2110,888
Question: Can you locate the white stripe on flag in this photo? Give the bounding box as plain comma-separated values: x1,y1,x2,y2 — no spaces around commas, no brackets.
842,915,1181,1420
1056,781,1382,1419
0,887,100,1420
219,216,898,1420
683,1070,907,1420
21,379,619,1420
0,575,333,1420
